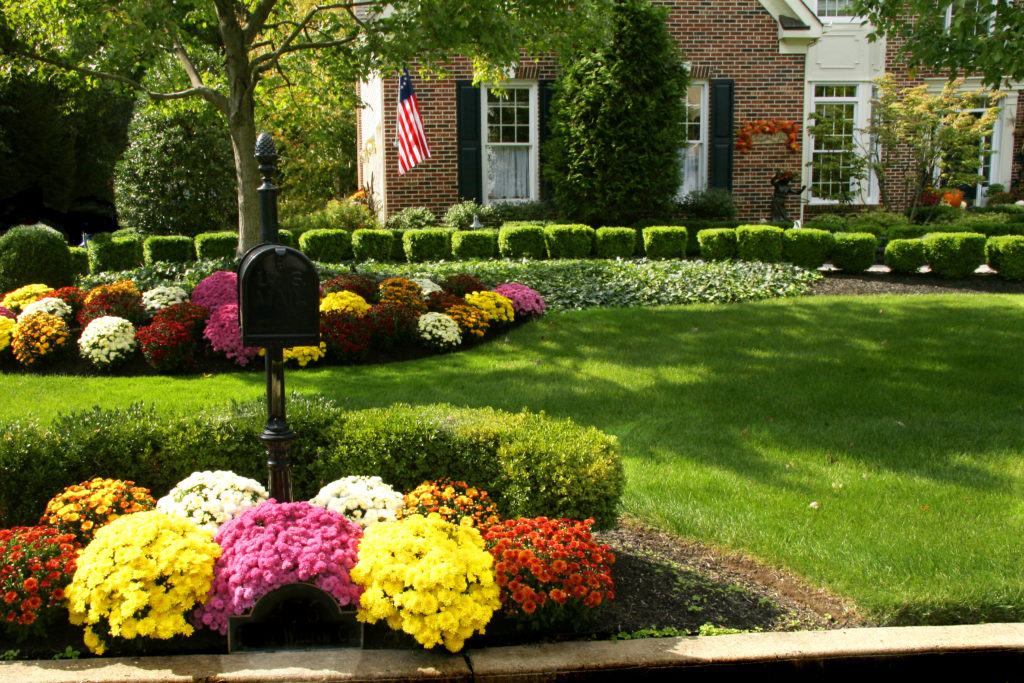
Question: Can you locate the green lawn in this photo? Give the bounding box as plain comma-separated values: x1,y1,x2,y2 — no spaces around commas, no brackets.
3,293,1023,624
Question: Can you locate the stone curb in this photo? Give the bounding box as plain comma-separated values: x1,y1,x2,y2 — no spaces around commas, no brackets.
2,623,1022,683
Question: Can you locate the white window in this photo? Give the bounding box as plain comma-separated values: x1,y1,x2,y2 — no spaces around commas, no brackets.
955,102,1003,205
808,83,876,204
814,0,856,18
678,83,707,198
944,1,998,35
482,83,538,204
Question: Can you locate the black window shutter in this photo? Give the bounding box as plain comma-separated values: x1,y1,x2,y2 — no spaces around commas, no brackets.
456,81,482,203
538,79,556,202
709,78,734,191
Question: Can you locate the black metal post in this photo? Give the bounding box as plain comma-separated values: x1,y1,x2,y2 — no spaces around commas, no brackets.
255,132,280,245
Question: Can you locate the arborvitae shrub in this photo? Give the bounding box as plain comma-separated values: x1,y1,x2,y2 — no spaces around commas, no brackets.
884,239,927,275
143,235,195,265
697,228,737,260
451,230,498,260
831,232,877,273
0,224,74,291
403,229,452,262
923,232,986,278
986,235,1024,281
782,229,834,269
87,233,144,273
498,225,547,259
544,224,595,259
351,229,394,262
595,227,637,259
642,226,687,259
736,225,783,263
194,231,237,260
299,229,354,262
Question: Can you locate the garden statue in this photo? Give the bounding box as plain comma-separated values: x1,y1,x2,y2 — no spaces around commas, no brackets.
770,170,804,222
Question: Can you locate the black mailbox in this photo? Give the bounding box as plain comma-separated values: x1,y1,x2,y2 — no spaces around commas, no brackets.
238,244,320,348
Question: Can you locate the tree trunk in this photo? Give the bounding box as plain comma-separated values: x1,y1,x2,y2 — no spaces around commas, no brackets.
228,105,261,254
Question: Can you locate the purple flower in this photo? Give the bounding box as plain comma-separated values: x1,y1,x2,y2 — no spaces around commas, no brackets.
0,306,15,320
191,271,238,312
492,283,546,317
203,304,260,366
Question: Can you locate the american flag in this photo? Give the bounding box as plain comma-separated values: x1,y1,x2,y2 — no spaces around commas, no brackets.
396,66,431,175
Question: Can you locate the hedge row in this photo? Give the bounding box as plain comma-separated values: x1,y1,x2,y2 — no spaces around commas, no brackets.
0,399,624,530
885,232,1013,279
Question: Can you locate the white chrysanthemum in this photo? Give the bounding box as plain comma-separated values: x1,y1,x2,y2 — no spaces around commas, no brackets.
156,470,268,532
309,475,404,528
142,285,189,313
18,297,72,322
78,316,137,367
411,278,443,295
417,312,462,350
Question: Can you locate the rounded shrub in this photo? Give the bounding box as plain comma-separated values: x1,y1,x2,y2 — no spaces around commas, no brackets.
544,224,595,259
782,229,834,269
451,230,498,260
352,229,394,262
922,232,987,279
736,225,783,263
403,229,453,262
831,232,877,273
143,235,195,265
298,228,354,262
0,224,74,292
86,233,144,273
697,228,737,261
443,201,500,230
285,200,376,234
887,225,930,241
642,226,687,259
498,224,547,259
385,206,436,231
194,231,238,260
804,214,848,232
846,211,909,238
69,247,90,278
986,235,1024,281
595,227,637,259
276,229,296,248
884,239,927,275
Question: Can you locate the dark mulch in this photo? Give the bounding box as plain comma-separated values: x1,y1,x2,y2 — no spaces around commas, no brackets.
809,269,1024,297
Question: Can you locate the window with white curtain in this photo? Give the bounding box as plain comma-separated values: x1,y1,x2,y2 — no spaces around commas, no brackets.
482,84,538,203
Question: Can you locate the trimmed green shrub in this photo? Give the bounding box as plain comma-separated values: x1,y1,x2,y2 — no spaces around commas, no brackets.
442,201,500,230
285,200,376,233
403,229,452,262
697,228,737,261
805,214,849,232
498,224,547,259
679,188,737,219
351,229,394,262
69,246,89,278
986,235,1024,281
888,225,930,241
831,233,877,273
388,230,408,261
782,229,834,269
276,229,296,248
0,399,624,530
0,224,74,291
595,227,637,259
87,232,144,273
884,239,927,274
194,231,237,260
736,225,783,263
299,229,354,262
451,230,498,260
923,232,987,279
385,206,436,231
946,213,1024,237
847,211,909,238
143,235,195,265
544,224,595,259
642,226,688,259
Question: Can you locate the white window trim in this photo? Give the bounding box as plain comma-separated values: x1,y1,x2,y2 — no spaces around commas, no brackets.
943,1,999,34
812,0,859,22
805,82,879,205
480,81,539,205
678,81,708,198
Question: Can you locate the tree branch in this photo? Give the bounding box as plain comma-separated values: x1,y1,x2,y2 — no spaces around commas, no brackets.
251,33,360,74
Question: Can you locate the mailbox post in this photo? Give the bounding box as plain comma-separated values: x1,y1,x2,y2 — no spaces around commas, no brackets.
239,134,320,502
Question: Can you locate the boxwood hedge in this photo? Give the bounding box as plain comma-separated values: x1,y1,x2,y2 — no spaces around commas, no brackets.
299,228,354,262
451,230,498,260
143,235,195,265
87,233,144,273
884,239,927,275
498,224,547,259
595,227,637,259
642,226,688,259
782,228,833,269
544,224,595,259
736,225,783,263
352,229,394,262
986,235,1024,281
831,233,877,273
697,228,737,261
194,231,237,260
403,228,453,262
923,232,987,279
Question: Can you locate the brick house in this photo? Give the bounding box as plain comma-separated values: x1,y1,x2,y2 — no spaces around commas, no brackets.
357,0,1023,222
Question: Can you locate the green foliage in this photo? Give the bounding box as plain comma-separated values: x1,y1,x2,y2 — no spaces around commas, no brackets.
642,227,688,259
442,201,501,230
0,224,74,292
986,235,1024,281
451,230,498,260
285,200,377,234
76,257,237,292
736,225,784,263
544,224,595,259
544,0,688,225
697,228,737,261
498,224,548,259
114,99,237,237
298,229,354,263
351,229,394,262
194,232,238,260
804,214,849,232
782,229,834,270
678,188,737,219
86,233,143,273
887,225,930,241
385,206,436,231
402,229,453,262
830,233,877,273
945,213,1023,237
884,239,927,274
69,246,89,278
388,230,409,261
276,229,296,248
143,236,195,265
923,232,987,279
847,211,909,237
595,227,638,259
490,201,560,224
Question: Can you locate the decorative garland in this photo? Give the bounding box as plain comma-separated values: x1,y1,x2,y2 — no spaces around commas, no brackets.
735,119,801,153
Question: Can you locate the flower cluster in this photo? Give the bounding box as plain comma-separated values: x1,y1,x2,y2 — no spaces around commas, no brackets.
40,478,156,544
17,297,72,322
190,271,237,312
941,188,966,208
156,471,268,533
84,280,139,304
78,316,137,368
735,119,801,153
320,310,373,361
0,306,13,319
153,302,209,340
320,290,371,316
379,277,427,315
11,312,70,366
366,301,420,349
310,476,405,528
442,274,486,297
417,312,462,350
443,304,490,339
142,285,189,314
1,284,53,313
136,318,196,372
44,286,86,315
77,289,145,327
0,526,79,633
482,517,615,627
411,278,443,295
281,342,328,367
203,304,260,366
67,511,221,654
426,290,465,312
400,479,501,529
0,316,13,356
464,291,515,323
492,283,546,318
193,502,362,635
351,514,500,652
322,274,378,301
